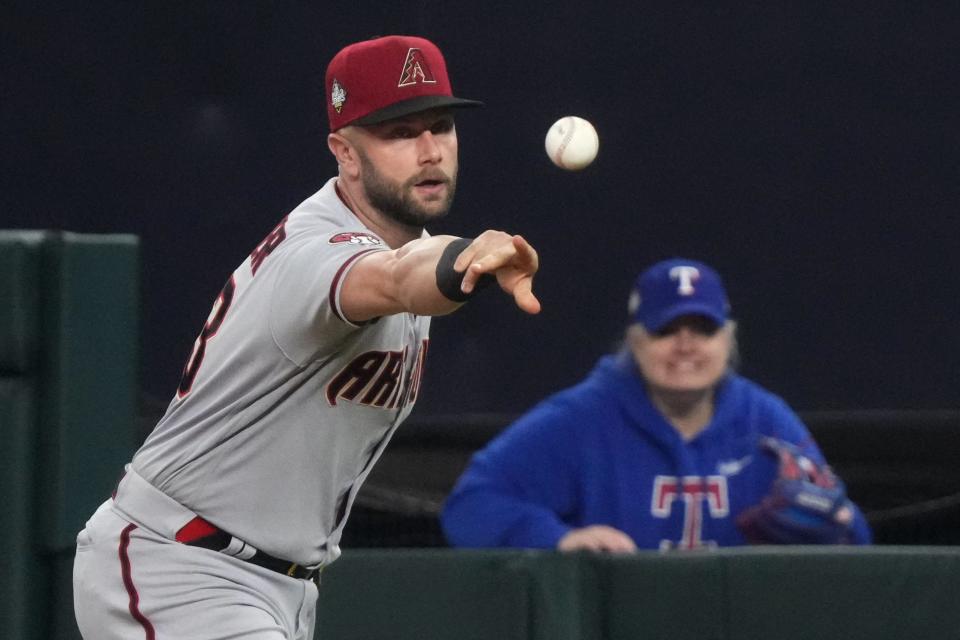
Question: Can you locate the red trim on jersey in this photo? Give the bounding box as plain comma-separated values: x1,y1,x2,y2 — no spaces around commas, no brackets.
119,523,156,640
330,248,382,323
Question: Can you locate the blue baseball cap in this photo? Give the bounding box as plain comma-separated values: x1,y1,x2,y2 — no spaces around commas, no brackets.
628,258,731,331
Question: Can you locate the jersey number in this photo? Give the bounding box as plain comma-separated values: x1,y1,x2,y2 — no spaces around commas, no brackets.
177,276,236,397
251,216,287,275
175,218,289,398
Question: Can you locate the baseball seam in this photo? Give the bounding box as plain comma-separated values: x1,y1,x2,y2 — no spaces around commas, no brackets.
554,117,576,169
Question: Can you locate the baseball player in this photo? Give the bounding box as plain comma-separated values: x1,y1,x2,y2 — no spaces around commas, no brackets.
73,35,540,639
441,258,871,552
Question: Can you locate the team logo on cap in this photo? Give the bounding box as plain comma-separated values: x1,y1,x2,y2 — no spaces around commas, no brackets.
669,265,700,295
397,48,437,87
331,79,347,114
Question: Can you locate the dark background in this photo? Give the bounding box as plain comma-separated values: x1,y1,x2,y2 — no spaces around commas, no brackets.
4,2,958,418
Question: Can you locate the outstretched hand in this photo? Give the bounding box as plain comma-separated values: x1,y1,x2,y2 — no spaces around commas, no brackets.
454,231,541,314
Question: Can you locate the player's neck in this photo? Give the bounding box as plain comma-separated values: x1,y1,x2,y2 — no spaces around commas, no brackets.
335,178,423,248
648,387,715,441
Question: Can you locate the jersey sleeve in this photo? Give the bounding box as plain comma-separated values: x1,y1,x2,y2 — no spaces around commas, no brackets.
268,232,388,366
440,398,585,549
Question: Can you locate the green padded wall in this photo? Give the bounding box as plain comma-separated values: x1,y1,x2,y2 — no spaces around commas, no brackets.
0,379,38,640
316,550,531,640
602,552,725,640
50,550,84,640
316,549,601,640
0,231,45,373
522,552,602,640
36,232,140,551
1,230,140,639
724,546,960,640
313,548,960,640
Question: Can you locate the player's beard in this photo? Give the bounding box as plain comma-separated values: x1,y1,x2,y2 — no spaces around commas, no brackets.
358,152,457,228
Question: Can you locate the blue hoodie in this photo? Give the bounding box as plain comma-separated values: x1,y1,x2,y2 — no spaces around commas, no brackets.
441,353,872,549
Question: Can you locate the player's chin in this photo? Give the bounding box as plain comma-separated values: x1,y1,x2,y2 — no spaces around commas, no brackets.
411,197,453,222
412,190,453,214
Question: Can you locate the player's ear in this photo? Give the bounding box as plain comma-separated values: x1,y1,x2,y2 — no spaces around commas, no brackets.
327,131,361,178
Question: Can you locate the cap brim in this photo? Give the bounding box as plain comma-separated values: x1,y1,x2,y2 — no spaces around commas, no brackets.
644,302,727,332
353,95,484,126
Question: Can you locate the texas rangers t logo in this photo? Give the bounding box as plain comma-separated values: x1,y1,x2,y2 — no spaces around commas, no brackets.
397,48,437,87
652,475,729,550
669,265,700,295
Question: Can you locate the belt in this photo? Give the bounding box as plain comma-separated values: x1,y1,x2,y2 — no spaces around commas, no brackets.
175,516,320,581
111,467,321,582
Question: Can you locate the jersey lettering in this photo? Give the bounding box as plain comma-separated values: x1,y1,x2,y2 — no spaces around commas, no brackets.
326,352,388,406
383,346,408,408
250,216,288,276
361,350,404,406
326,339,429,409
403,338,429,405
651,475,728,550
177,276,236,397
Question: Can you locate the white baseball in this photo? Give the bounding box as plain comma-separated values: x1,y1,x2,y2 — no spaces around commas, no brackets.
545,116,599,171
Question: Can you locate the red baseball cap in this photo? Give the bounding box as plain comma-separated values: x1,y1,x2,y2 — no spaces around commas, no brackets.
325,35,483,132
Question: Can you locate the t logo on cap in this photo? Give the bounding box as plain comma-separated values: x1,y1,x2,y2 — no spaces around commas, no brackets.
669,265,700,296
630,258,731,332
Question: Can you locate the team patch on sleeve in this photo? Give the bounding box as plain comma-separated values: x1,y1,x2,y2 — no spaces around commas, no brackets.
329,232,382,246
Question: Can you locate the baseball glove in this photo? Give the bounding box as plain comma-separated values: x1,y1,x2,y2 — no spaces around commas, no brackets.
736,437,855,545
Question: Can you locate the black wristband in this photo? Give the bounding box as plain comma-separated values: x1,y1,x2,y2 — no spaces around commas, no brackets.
435,238,495,302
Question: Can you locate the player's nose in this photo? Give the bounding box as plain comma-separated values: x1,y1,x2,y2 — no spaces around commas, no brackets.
416,130,442,163
673,327,698,349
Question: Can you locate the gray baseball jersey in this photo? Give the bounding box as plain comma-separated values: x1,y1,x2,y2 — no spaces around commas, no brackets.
131,177,431,567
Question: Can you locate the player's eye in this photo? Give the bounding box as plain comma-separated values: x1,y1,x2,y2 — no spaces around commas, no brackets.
430,118,454,135
655,316,721,337
389,127,417,139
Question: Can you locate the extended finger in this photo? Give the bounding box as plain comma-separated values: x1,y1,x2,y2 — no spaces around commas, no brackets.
510,276,541,314
464,235,538,277
460,262,483,294
452,240,479,273
510,235,539,272
464,243,520,275
452,230,514,272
